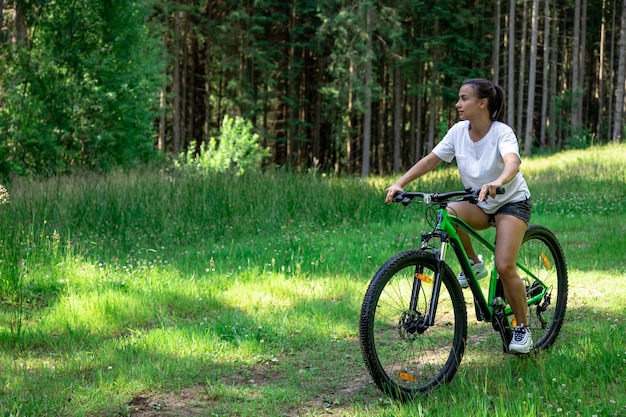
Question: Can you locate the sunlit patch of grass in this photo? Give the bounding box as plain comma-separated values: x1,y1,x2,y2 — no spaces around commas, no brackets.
524,144,626,216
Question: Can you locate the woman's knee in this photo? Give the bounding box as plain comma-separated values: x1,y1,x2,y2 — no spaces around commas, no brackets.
495,259,517,280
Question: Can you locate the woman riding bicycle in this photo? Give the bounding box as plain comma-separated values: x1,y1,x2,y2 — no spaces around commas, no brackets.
385,78,533,354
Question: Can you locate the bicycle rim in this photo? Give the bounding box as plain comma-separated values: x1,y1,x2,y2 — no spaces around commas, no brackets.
359,250,467,400
518,225,568,350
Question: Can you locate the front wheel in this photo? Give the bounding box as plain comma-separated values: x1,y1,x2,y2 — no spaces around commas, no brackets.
359,250,467,400
518,225,568,350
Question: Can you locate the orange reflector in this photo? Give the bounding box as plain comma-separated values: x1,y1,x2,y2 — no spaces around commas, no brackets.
541,253,552,270
398,371,417,382
416,273,434,284
512,318,517,327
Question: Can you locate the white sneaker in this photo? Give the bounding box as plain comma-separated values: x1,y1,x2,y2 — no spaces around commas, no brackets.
457,261,488,288
509,325,533,354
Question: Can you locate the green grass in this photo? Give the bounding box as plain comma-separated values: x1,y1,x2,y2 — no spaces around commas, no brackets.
1,144,625,416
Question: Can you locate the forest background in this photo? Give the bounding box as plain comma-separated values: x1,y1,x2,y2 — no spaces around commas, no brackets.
1,0,626,178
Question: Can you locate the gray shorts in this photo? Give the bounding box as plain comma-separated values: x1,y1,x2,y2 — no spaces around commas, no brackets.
488,198,532,225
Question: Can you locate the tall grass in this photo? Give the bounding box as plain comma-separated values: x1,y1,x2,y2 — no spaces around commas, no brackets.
0,144,625,416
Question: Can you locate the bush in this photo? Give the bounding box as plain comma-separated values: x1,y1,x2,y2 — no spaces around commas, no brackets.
178,116,270,175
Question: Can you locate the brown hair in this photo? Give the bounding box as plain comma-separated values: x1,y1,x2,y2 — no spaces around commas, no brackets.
461,78,506,122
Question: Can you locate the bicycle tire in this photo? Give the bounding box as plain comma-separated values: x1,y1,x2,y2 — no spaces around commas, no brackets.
359,250,467,400
518,225,568,350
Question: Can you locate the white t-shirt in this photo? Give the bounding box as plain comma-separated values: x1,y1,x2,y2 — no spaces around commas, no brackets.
432,120,530,213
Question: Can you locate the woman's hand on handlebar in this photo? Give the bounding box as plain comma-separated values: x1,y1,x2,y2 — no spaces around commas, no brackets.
385,184,404,204
479,182,504,201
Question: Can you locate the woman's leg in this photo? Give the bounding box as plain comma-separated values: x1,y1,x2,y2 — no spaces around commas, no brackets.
493,214,528,326
447,201,490,263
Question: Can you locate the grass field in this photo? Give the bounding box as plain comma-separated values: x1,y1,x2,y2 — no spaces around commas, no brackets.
1,144,625,416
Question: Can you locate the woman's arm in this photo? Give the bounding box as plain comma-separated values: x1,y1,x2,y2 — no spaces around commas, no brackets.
385,152,442,203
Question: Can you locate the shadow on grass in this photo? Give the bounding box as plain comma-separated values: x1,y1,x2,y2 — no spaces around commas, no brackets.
0,269,379,416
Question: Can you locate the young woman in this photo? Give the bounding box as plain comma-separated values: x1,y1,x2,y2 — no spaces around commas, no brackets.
384,78,533,354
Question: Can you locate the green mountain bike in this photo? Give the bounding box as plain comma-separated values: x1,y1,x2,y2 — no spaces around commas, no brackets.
359,188,568,400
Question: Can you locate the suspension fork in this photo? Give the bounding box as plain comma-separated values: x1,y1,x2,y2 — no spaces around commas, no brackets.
409,231,450,326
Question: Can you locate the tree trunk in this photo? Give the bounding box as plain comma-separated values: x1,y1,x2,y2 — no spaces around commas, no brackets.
393,64,402,173
608,0,618,138
596,0,606,139
159,87,167,151
203,3,213,146
158,18,168,152
426,18,440,153
361,5,373,177
612,0,626,142
571,0,582,134
507,0,516,128
516,2,528,136
312,54,323,167
184,13,194,151
539,0,550,147
0,0,4,34
548,5,558,149
12,1,27,44
377,74,387,174
427,84,436,152
579,0,587,127
172,8,181,155
287,2,298,166
524,0,539,156
414,65,425,163
347,59,355,173
492,0,502,82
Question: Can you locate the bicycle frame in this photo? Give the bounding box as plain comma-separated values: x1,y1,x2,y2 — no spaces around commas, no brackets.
420,205,548,323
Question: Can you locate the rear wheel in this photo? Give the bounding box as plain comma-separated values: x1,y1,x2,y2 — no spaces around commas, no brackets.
359,250,467,400
518,225,568,350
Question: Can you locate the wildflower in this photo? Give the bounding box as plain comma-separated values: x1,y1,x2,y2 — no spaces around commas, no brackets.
0,185,9,205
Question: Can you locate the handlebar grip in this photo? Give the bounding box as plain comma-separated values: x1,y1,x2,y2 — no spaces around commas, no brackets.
392,191,419,206
496,187,505,195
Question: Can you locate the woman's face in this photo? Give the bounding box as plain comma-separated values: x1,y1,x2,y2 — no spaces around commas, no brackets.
455,84,487,121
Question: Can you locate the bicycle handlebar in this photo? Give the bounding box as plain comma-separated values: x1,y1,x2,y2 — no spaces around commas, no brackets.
393,187,505,206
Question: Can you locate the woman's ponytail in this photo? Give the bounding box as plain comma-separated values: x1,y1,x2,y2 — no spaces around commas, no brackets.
491,85,506,122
